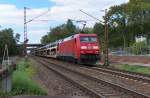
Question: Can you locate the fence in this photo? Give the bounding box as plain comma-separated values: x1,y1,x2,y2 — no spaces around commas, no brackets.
109,47,150,56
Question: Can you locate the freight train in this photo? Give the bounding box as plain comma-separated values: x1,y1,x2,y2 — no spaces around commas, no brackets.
32,34,100,64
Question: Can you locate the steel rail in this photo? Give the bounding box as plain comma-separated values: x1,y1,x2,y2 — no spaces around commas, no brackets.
36,59,105,98
36,57,150,98
43,56,150,84
91,66,150,83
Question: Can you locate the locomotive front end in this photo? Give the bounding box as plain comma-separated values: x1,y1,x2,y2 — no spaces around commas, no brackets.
79,34,100,64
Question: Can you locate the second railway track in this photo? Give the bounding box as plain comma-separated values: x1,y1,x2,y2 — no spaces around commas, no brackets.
40,56,150,84
90,66,150,84
34,57,150,98
47,56,150,84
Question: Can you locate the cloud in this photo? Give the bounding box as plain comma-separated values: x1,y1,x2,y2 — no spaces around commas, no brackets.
0,4,49,25
0,0,129,43
0,4,22,25
0,4,50,43
27,29,48,43
47,0,129,27
49,0,129,21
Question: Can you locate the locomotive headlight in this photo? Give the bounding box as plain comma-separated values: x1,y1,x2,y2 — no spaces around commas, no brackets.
95,51,99,54
93,46,99,49
81,46,87,49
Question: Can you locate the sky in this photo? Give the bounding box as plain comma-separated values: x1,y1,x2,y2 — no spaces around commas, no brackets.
0,0,129,44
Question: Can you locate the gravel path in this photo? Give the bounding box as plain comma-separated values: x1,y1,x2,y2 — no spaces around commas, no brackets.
30,58,92,97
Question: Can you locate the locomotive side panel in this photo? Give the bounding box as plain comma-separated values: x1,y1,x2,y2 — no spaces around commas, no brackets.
57,38,77,60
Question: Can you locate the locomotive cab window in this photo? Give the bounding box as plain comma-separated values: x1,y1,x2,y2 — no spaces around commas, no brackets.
80,36,97,42
89,36,97,42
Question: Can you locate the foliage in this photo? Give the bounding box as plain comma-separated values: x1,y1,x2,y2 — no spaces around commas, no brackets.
0,28,21,56
12,59,47,95
66,19,76,33
130,41,148,55
41,19,77,44
41,35,49,44
93,23,105,51
41,0,150,49
15,33,20,43
107,0,150,48
0,58,47,97
41,19,95,44
81,27,93,34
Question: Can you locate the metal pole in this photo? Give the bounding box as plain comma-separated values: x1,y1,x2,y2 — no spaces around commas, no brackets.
104,9,109,66
23,7,50,57
24,7,27,56
24,7,29,56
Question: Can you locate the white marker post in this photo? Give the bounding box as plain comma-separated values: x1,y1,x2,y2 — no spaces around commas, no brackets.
1,45,12,93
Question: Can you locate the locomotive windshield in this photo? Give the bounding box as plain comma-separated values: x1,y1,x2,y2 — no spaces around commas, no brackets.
80,36,97,42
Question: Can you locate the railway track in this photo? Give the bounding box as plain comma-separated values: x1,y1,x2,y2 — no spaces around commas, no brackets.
90,66,150,83
31,58,92,97
45,56,150,84
34,57,150,98
44,58,150,96
40,56,150,84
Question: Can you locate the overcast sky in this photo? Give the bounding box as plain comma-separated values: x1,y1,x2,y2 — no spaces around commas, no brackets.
0,0,129,43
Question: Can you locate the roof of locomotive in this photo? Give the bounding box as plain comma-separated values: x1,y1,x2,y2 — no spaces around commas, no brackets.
35,33,97,50
74,33,97,37
58,33,97,43
75,33,97,38
57,33,95,43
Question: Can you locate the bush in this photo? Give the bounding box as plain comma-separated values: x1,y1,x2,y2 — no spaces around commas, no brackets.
130,41,148,55
0,58,47,97
12,71,47,95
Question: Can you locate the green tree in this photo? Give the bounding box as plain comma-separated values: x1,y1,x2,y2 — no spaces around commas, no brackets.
130,41,148,55
0,28,20,56
82,27,93,34
107,0,150,48
41,19,77,43
93,23,105,51
15,33,21,43
41,35,49,44
66,19,76,33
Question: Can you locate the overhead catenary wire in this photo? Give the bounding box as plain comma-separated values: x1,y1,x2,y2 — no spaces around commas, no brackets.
26,8,51,24
23,7,51,56
79,9,104,23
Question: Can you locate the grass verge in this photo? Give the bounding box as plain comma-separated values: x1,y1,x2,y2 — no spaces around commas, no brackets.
0,58,47,97
112,64,150,75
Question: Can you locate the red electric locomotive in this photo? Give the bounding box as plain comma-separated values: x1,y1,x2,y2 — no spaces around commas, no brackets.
33,34,100,64
57,34,100,64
